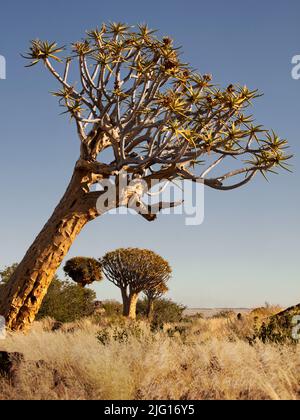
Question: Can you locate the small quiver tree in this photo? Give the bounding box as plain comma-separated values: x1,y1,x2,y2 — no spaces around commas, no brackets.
64,257,102,287
144,282,169,319
101,248,171,319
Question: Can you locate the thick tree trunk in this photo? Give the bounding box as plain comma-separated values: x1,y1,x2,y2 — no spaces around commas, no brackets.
122,291,138,320
0,165,100,331
121,290,130,317
128,293,139,320
146,299,154,319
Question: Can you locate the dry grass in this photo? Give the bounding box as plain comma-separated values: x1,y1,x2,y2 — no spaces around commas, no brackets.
0,310,299,400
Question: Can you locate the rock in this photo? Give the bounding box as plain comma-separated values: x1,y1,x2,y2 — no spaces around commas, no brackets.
0,352,70,390
0,351,24,385
27,359,71,390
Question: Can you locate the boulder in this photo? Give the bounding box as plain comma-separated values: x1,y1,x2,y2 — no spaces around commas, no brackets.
0,351,24,385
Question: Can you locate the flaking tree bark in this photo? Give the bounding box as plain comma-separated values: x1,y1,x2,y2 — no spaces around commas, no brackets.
0,23,291,330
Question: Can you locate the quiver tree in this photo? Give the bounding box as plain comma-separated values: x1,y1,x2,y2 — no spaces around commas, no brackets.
101,248,171,319
144,283,169,319
64,257,102,287
0,23,290,331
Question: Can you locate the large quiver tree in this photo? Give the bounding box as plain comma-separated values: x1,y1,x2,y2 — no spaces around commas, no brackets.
0,23,290,331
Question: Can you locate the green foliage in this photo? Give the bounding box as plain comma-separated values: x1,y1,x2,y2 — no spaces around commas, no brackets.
166,325,189,340
64,257,102,287
100,300,123,317
22,40,64,66
0,264,96,323
37,277,96,323
97,323,144,346
0,263,18,292
137,297,186,327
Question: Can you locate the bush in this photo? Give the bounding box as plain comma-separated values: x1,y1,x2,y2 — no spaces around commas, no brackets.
212,310,235,319
37,277,96,323
100,300,123,317
97,323,144,345
137,297,186,326
0,264,96,323
0,263,18,291
183,312,204,323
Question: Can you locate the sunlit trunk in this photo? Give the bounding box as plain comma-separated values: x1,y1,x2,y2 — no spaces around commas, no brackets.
146,299,154,319
122,290,138,320
0,167,99,331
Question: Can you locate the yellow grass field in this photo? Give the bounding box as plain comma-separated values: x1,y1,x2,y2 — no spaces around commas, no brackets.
1,309,299,400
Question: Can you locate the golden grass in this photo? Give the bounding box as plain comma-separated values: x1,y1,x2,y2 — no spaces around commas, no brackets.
0,312,299,400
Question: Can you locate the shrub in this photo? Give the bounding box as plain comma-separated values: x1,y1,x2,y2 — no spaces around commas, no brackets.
97,323,144,346
0,263,18,291
212,310,235,319
100,300,123,317
37,277,96,323
137,297,186,326
166,325,189,340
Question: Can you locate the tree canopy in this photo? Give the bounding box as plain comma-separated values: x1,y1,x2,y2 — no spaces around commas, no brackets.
101,248,171,294
144,282,169,301
143,282,169,318
23,23,291,220
64,257,102,287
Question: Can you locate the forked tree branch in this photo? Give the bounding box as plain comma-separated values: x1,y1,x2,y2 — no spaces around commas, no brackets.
23,26,291,217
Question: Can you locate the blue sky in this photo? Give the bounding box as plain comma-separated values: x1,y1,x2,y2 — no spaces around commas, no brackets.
0,0,299,308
